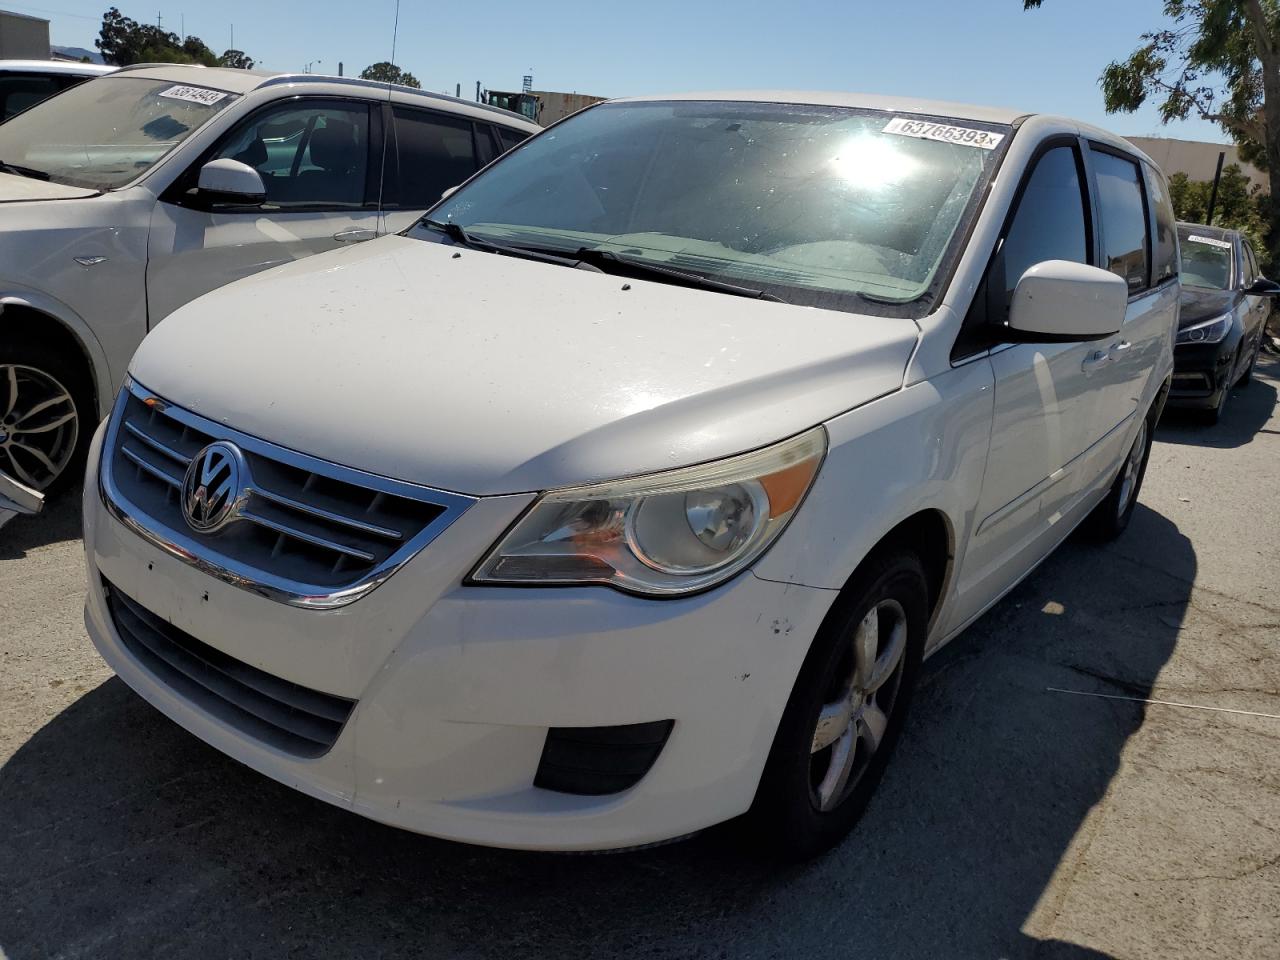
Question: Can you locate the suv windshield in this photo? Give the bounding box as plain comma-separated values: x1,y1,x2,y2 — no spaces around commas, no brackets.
0,76,236,190
1177,228,1234,290
414,100,1010,314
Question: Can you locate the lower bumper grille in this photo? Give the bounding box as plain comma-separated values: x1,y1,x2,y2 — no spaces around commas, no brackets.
104,579,355,758
535,720,674,796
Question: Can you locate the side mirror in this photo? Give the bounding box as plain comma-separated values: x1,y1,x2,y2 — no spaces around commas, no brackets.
1244,276,1280,296
1007,260,1126,342
196,158,266,206
440,184,460,200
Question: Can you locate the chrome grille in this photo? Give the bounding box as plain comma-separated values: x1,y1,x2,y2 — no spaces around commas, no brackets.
101,379,474,609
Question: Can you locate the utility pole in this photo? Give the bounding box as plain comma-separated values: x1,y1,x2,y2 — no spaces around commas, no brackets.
1206,150,1226,226
230,23,234,49
338,61,343,77
475,80,481,102
455,83,460,97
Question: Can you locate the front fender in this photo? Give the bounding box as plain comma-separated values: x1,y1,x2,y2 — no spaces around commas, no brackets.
0,287,116,419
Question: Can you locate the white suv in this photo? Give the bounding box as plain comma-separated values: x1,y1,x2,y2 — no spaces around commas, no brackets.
0,63,537,518
83,93,1176,859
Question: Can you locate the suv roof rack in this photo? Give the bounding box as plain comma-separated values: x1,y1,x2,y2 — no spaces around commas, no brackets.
112,62,209,72
255,73,530,123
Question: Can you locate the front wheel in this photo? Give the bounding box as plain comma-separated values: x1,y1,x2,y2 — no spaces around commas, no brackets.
0,344,92,497
1239,337,1260,386
748,549,928,860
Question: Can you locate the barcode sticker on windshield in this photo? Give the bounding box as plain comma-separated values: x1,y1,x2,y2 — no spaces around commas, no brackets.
1186,234,1232,249
158,85,228,106
882,117,1004,150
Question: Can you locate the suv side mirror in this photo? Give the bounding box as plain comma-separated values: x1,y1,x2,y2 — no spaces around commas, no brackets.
1244,276,1280,296
1007,260,1126,342
197,158,266,206
440,184,460,200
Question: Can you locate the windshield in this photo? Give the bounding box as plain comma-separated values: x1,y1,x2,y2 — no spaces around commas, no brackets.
1177,229,1233,290
0,76,236,190
412,101,1010,314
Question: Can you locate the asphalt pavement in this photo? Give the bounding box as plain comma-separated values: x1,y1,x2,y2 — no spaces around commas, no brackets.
2,357,1278,959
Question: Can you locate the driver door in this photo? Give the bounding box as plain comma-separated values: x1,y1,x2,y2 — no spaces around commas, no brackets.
146,98,382,325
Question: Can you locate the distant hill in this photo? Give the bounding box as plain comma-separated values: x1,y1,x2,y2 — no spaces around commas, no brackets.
51,45,105,64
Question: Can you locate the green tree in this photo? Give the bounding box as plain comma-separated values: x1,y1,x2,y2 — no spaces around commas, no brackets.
1025,1,1280,266
1168,164,1270,248
217,49,255,70
95,7,251,68
359,61,420,88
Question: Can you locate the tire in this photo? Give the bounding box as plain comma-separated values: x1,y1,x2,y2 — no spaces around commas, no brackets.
747,548,928,861
1084,412,1152,541
0,340,93,497
1239,337,1260,386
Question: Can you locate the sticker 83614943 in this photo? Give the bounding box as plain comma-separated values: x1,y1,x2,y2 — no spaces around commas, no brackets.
882,117,1004,150
158,85,228,107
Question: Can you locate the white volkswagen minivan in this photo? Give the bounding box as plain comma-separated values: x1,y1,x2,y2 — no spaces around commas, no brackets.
83,93,1176,859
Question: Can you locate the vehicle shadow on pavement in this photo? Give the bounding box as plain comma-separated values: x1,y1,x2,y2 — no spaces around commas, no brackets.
1156,354,1278,449
0,490,83,560
0,506,1193,960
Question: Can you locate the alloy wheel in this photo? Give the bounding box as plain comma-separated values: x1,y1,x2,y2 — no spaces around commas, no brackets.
1116,418,1147,519
809,598,908,812
0,364,80,492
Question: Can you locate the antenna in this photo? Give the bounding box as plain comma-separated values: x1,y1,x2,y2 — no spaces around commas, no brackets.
375,0,401,223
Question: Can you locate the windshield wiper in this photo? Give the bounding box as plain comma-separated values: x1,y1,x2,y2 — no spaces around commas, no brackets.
572,247,784,302
0,160,50,182
424,220,602,271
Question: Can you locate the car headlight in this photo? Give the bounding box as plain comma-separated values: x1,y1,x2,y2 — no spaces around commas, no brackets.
1176,312,1233,345
470,427,827,596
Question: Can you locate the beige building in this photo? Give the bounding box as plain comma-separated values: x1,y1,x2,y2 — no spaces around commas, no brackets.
0,8,51,59
1126,136,1268,193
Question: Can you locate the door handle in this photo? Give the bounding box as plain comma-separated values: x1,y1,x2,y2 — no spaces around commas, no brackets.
1081,348,1112,373
333,228,377,243
1109,340,1132,358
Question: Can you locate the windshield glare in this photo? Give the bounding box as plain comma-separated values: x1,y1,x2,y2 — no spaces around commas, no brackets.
0,76,236,190
1177,231,1233,290
416,101,1008,313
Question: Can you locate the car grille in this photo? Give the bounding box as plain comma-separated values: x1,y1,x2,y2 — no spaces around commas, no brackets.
101,379,474,608
105,579,355,757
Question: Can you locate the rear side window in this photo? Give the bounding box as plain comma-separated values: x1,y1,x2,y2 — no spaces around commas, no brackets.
1090,148,1150,294
1144,163,1178,285
496,126,529,152
391,107,478,209
990,145,1090,322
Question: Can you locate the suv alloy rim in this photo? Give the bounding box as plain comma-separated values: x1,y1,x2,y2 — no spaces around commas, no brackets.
0,364,79,491
1117,418,1147,518
809,598,908,812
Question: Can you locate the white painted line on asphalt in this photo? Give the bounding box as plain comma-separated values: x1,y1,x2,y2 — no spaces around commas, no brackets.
1047,688,1280,721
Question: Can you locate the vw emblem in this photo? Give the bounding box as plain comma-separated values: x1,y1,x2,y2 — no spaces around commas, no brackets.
182,441,247,533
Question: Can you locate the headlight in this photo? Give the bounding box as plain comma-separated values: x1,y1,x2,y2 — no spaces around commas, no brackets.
1176,312,1233,345
470,427,827,596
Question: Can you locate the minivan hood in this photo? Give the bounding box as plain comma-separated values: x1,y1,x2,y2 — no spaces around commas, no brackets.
0,171,98,202
1178,285,1238,328
131,236,919,495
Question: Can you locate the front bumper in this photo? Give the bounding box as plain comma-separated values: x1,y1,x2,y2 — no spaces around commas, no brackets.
82,424,836,850
1167,336,1239,408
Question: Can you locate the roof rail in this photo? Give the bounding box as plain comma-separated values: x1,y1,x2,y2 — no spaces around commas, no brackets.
113,62,208,72
255,73,530,123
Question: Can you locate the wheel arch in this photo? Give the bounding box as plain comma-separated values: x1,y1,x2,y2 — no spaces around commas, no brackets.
0,292,112,419
834,508,954,633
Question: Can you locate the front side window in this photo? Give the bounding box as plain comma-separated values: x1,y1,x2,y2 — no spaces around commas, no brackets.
1145,163,1178,284
211,101,371,209
0,76,236,189
989,145,1090,323
1090,148,1150,294
1177,228,1233,290
0,73,64,121
417,101,1010,315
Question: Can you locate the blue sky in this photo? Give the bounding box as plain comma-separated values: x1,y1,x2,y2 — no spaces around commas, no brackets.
10,0,1228,142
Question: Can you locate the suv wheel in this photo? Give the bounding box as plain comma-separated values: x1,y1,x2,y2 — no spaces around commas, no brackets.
749,548,927,860
0,344,92,496
1239,337,1260,386
1085,414,1151,541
